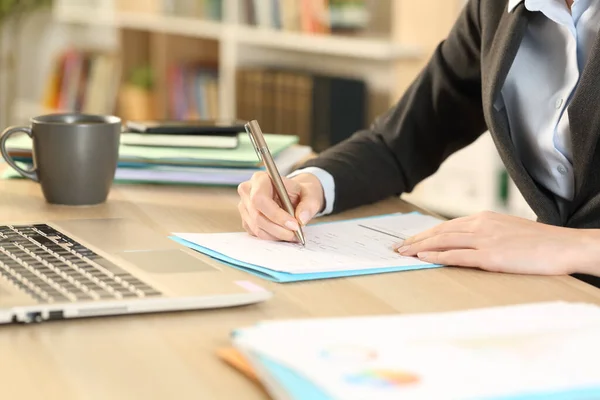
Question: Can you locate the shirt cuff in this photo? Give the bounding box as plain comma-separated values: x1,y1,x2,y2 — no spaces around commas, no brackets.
287,167,335,217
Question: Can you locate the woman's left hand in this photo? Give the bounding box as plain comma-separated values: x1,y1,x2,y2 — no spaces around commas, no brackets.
395,211,595,275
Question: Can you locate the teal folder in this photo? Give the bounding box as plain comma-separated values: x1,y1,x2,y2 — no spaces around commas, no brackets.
170,235,441,283
5,132,298,167
170,212,443,283
249,355,600,400
256,355,333,400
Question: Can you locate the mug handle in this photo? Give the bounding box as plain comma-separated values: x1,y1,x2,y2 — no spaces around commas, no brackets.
0,126,38,182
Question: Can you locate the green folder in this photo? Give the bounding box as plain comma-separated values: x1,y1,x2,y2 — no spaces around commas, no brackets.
5,132,299,168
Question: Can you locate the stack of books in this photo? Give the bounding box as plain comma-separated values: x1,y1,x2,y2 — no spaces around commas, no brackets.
116,0,224,21
242,0,369,33
168,63,219,121
220,302,600,399
3,132,311,187
42,48,121,116
236,67,366,151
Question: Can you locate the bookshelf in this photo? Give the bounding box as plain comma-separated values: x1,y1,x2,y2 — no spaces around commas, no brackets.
54,7,225,40
235,26,420,60
53,6,420,61
13,0,529,219
38,0,460,124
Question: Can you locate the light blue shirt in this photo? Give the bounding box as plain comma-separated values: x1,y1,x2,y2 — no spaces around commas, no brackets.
292,0,600,215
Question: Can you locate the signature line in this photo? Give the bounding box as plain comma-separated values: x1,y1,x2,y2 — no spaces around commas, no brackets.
357,224,407,240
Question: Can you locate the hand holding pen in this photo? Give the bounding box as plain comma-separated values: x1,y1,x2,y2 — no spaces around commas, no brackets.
237,120,325,245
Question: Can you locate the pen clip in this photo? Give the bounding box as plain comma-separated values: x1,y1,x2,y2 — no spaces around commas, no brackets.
245,122,263,162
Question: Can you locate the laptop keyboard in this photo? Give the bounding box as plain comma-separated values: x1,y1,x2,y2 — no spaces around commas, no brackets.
0,224,162,303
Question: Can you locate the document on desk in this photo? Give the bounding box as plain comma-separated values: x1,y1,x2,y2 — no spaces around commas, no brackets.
233,301,600,400
172,212,444,282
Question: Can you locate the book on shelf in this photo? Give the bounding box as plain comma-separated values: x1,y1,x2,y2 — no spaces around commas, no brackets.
236,66,366,152
115,0,223,20
164,0,223,20
168,62,219,120
42,48,121,115
242,0,369,34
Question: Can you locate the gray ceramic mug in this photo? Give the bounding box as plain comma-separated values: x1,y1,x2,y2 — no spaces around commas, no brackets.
0,113,121,205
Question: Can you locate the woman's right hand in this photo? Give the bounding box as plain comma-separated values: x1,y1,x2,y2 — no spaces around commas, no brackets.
237,172,325,242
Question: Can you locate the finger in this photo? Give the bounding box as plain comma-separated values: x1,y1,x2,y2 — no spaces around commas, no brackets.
295,188,323,226
237,180,251,197
397,233,478,256
240,177,293,230
255,227,281,242
238,201,258,237
240,202,282,241
238,182,254,214
242,220,251,235
416,249,485,268
397,216,474,247
249,174,300,231
254,212,298,242
242,197,297,242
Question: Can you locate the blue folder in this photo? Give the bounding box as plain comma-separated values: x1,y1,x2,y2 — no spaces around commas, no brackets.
170,212,443,283
253,355,600,400
256,355,333,400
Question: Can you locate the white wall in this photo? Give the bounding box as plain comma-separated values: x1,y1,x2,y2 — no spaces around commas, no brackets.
0,19,16,129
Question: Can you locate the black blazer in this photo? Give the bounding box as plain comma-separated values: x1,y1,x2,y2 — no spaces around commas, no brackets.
300,0,600,230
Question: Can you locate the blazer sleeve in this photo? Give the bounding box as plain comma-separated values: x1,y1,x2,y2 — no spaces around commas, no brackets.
298,0,488,214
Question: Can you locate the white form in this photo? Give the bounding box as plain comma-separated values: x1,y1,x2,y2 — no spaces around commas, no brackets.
234,302,600,400
174,213,443,274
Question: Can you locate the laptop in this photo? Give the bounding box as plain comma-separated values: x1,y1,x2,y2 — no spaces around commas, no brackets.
0,218,272,324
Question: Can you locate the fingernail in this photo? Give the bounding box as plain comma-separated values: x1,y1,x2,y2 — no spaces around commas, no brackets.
418,252,430,261
396,245,409,254
299,211,310,225
285,220,299,231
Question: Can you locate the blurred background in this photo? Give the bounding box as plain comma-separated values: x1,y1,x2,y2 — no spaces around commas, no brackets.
0,0,536,220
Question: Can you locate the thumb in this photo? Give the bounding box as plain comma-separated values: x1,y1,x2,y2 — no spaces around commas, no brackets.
295,189,322,226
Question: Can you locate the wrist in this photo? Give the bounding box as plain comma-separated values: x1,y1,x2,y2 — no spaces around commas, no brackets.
571,229,600,276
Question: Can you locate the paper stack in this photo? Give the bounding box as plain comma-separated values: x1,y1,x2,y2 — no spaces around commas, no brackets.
228,302,600,399
2,132,311,186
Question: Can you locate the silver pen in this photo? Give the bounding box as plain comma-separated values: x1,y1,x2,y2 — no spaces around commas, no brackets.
245,120,306,246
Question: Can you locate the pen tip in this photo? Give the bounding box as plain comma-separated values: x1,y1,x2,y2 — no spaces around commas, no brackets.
296,231,306,246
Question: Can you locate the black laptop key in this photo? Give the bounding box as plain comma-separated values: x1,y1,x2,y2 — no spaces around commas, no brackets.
0,224,162,303
119,291,139,298
46,245,64,253
34,225,57,235
28,235,57,246
94,290,114,299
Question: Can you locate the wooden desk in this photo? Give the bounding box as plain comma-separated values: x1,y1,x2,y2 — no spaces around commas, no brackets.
1,180,600,400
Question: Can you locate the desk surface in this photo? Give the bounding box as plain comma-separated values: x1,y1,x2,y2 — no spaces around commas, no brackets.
2,180,600,400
